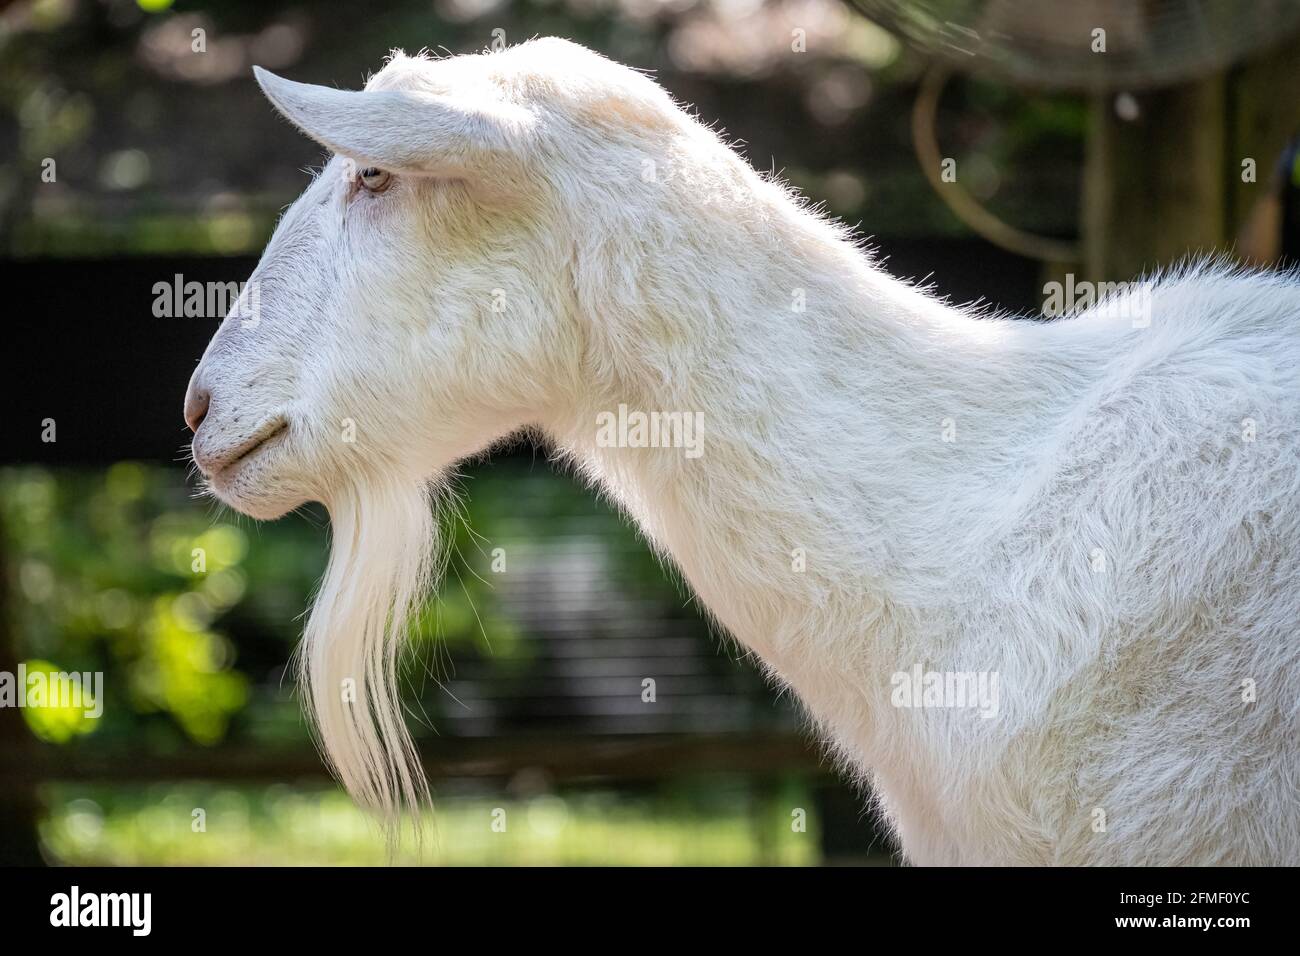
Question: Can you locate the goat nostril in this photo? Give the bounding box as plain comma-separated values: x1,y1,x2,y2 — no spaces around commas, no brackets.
184,388,211,434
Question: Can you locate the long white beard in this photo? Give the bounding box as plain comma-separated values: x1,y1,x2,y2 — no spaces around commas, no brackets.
298,477,438,837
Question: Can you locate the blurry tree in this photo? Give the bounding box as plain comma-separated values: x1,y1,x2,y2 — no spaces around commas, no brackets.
0,0,1086,255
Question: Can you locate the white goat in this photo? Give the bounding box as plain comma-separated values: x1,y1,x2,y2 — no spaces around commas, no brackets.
184,38,1300,865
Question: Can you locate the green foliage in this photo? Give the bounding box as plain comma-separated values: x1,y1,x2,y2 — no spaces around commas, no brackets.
2,464,262,746
0,457,725,750
19,658,99,743
0,0,1088,254
40,780,821,866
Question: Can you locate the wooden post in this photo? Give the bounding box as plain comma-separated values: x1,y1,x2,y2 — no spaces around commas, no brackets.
1082,31,1300,280
1226,33,1300,257
1082,75,1228,282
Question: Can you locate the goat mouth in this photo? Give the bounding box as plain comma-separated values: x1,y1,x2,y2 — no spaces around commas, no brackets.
209,420,289,478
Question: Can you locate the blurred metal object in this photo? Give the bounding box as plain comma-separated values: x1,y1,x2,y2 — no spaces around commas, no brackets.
870,1,1300,261
911,64,1081,261
849,0,1300,91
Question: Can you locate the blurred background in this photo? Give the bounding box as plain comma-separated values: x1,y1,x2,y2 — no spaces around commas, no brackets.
2,0,1299,866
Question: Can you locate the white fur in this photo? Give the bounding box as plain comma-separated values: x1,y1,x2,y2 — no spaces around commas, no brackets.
185,39,1300,865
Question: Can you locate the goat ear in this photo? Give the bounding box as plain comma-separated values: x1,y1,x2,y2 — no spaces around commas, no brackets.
252,66,530,178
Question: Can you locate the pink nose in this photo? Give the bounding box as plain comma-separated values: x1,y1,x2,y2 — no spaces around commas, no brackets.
184,386,211,433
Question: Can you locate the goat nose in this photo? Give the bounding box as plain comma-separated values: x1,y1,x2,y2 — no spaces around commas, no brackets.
184,386,211,433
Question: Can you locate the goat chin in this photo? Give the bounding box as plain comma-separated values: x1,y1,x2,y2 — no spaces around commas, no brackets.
298,476,440,841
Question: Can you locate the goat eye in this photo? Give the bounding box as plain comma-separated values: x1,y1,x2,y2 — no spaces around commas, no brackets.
358,167,391,192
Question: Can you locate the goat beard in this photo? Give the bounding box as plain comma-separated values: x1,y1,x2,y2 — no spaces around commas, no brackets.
298,475,440,842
